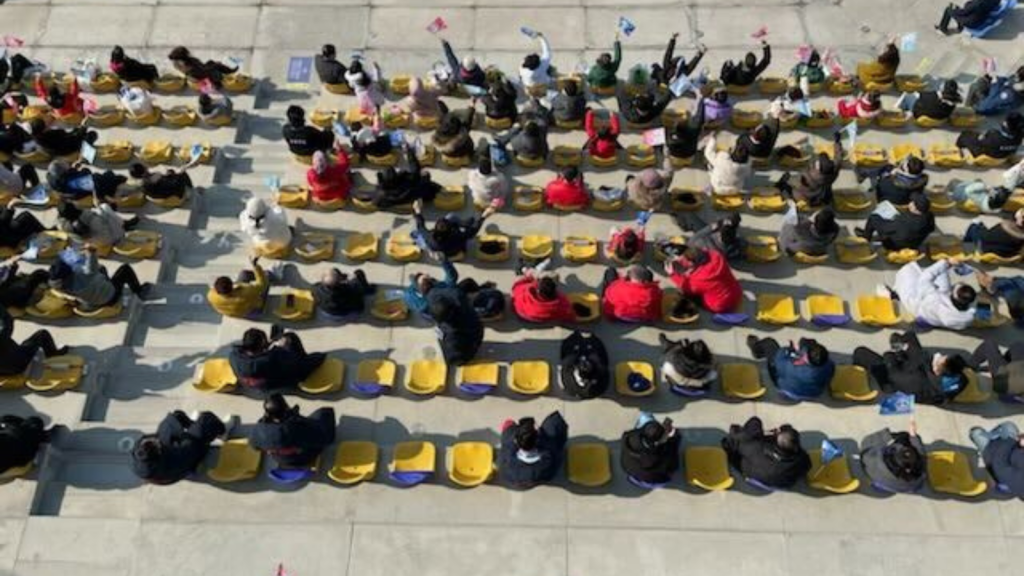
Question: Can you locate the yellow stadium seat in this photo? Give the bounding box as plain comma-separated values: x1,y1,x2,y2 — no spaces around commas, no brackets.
0,463,33,481
391,441,436,478
757,76,788,94
19,104,51,124
950,108,981,128
413,114,440,130
720,363,766,399
555,118,583,130
730,108,763,130
273,289,315,322
661,291,699,325
328,441,378,485
96,141,134,164
0,370,27,390
925,187,956,213
712,193,745,211
615,361,656,397
367,150,399,167
1005,191,1024,212
567,443,612,487
927,235,965,261
433,186,465,211
343,107,370,126
163,105,197,127
515,154,545,169
884,249,923,265
253,242,290,260
807,449,861,494
894,74,926,92
207,439,262,483
670,188,704,212
853,295,901,327
521,235,554,260
591,83,617,97
927,143,965,168
129,106,162,127
309,108,336,128
890,143,924,165
88,72,121,93
485,116,512,130
830,365,877,401
343,233,378,261
592,196,623,212
323,82,352,95
791,251,830,265
179,142,214,165
441,153,471,168
292,153,313,165
355,359,396,393
568,292,600,323
458,361,499,394
777,149,811,168
562,236,598,263
386,233,421,262
669,154,694,168
192,358,237,393
744,235,781,263
205,113,233,127
862,80,894,92
959,198,982,214
293,232,334,262
806,109,835,129
756,294,800,325
851,143,886,167
150,73,183,92
804,294,846,321
914,115,947,129
954,370,990,404
685,446,735,491
24,355,86,392
748,187,786,213
382,111,410,130
299,358,345,394
926,451,988,497
370,291,408,322
275,185,309,209
725,82,752,96
88,105,125,128
73,302,123,320
589,153,618,168
835,237,877,264
26,291,73,320
475,234,511,262
448,442,494,487
975,251,1023,265
550,145,582,168
779,115,800,130
140,140,173,165
626,144,656,168
509,361,550,395
827,77,856,95
14,147,49,165
113,230,162,259
406,359,447,395
222,73,253,92
512,186,544,212
877,111,910,128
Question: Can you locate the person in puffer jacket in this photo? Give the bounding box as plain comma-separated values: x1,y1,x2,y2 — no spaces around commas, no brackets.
499,412,567,488
228,328,326,393
560,331,609,399
600,265,662,323
511,267,575,324
467,156,509,206
621,414,681,485
970,421,1024,497
665,246,742,313
625,154,673,210
250,394,335,470
584,109,621,160
704,134,752,196
747,336,836,399
659,334,717,394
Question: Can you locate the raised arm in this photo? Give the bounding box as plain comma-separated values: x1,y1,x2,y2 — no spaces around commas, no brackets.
538,35,552,68
610,40,622,72
661,35,677,75
754,43,772,75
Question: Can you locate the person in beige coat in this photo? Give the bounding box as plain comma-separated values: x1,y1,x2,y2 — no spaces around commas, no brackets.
467,156,509,206
704,133,752,195
626,155,674,210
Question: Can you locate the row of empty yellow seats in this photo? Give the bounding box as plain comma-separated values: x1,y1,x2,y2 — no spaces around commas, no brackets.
192,355,991,404
17,102,233,129
747,234,1024,268
204,434,990,497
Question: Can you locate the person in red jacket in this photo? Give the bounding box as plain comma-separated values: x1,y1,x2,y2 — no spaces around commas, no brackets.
306,145,352,203
601,265,663,323
544,167,589,209
584,109,621,160
511,267,575,323
35,76,81,119
665,246,742,313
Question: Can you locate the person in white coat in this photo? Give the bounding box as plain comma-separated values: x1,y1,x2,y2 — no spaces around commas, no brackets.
892,258,977,330
118,86,154,118
239,198,292,254
467,156,509,206
704,134,752,195
519,32,553,90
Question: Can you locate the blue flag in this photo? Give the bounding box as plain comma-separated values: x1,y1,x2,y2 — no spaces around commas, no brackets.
636,210,652,226
520,26,538,39
820,438,843,465
618,17,637,37
263,175,281,191
879,392,915,415
332,121,350,138
389,130,405,147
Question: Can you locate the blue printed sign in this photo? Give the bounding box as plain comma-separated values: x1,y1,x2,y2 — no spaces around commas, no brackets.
879,392,915,415
286,57,313,86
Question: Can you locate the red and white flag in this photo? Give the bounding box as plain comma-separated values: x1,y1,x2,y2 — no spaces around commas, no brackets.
3,36,24,48
750,25,768,40
426,17,448,34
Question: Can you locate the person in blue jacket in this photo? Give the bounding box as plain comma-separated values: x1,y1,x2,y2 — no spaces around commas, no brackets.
747,336,835,399
970,421,1024,497
498,412,568,489
968,67,1024,116
404,257,458,318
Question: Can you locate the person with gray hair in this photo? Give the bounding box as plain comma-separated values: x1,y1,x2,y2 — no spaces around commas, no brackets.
312,267,375,320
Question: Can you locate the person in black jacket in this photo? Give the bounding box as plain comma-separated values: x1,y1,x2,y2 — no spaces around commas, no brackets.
0,207,45,250
864,155,929,206
29,120,98,158
621,414,680,485
551,81,586,124
0,122,33,157
560,330,609,399
651,33,706,87
481,77,518,122
0,53,39,91
660,334,716,394
859,424,927,493
736,117,780,163
456,277,505,321
936,0,1003,34
249,394,335,470
426,286,484,366
167,46,237,89
0,307,67,376
911,80,962,120
228,327,326,393
46,160,126,203
617,89,673,126
722,416,810,489
0,263,48,310
498,412,568,488
131,411,228,485
441,38,487,89
129,163,193,201
0,414,50,474
314,44,347,85
360,145,440,209
970,421,1024,497
957,112,1024,160
720,41,771,87
282,105,334,157
963,208,1024,257
313,268,374,319
110,46,159,84
853,331,968,405
667,99,706,160
856,193,936,251
412,199,495,259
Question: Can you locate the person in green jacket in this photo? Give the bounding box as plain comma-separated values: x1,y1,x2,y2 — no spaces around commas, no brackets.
587,35,622,89
790,49,826,94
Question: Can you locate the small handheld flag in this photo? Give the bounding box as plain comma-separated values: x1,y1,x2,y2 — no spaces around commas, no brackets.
426,17,448,34
618,17,636,37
